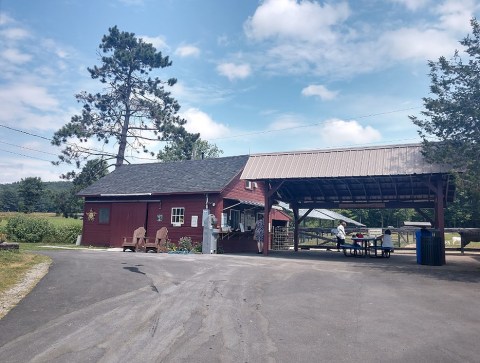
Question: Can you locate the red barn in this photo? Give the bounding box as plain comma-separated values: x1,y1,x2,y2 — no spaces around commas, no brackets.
78,155,289,252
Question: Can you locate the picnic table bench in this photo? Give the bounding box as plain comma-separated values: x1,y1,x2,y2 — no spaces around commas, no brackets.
368,245,394,258
340,243,364,257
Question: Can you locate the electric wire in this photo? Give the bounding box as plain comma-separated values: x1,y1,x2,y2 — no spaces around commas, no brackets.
0,104,425,163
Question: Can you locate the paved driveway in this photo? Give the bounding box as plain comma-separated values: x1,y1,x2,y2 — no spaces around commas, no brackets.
0,250,479,363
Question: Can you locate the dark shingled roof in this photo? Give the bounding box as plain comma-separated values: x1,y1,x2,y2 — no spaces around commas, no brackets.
78,155,250,196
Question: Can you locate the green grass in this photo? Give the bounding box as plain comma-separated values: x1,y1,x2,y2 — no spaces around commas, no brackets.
0,250,51,294
0,212,82,227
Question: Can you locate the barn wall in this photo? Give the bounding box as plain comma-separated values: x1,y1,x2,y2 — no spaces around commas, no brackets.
222,173,265,203
82,202,148,247
81,184,270,251
82,202,112,247
146,194,211,245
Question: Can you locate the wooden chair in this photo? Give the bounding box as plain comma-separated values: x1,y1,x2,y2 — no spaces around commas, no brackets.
122,227,146,252
145,227,168,253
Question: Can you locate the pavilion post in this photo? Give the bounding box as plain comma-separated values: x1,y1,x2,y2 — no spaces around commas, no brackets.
435,178,446,264
293,207,299,252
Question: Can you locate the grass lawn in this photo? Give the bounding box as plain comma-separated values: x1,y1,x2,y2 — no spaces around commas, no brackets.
0,250,51,295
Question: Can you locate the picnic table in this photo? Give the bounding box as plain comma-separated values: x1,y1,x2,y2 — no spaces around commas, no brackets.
352,236,377,257
341,236,393,258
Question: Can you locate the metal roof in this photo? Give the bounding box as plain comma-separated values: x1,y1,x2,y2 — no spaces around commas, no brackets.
241,143,451,179
241,144,456,209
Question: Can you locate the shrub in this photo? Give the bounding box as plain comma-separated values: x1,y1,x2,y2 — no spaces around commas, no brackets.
178,236,193,251
6,214,50,243
43,224,83,244
177,236,202,253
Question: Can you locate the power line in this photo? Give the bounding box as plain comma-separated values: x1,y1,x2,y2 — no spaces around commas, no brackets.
0,147,53,162
0,122,160,162
0,105,424,161
208,106,422,141
0,124,51,141
0,140,58,156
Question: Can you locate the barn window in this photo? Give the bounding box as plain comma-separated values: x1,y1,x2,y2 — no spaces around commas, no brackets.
245,180,253,190
98,208,110,224
171,207,185,226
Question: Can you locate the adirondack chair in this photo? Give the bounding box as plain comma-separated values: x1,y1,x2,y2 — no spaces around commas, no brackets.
122,226,146,252
144,227,168,253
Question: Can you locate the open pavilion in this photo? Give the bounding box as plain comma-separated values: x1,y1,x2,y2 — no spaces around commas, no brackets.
241,143,456,262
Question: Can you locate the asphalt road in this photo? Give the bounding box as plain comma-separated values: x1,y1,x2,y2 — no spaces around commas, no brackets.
0,249,479,363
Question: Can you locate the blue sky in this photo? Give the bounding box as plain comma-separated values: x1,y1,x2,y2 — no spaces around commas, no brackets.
0,0,478,183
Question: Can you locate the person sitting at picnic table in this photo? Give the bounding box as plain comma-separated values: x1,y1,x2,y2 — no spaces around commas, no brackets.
353,232,363,248
379,229,394,249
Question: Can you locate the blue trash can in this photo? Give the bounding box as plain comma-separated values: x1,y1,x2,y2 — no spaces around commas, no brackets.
415,228,432,264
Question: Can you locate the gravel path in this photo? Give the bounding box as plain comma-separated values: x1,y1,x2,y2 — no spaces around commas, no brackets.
0,261,51,319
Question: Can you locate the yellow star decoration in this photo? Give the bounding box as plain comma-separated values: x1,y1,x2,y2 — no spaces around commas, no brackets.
86,208,97,222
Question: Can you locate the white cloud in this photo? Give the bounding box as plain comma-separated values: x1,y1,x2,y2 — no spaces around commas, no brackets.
0,82,67,130
139,35,169,50
1,48,32,64
239,0,478,79
181,108,230,139
175,45,200,58
0,158,65,183
118,0,145,5
389,0,430,11
0,27,30,40
302,85,338,100
244,0,350,43
0,12,14,26
217,62,251,80
319,119,382,146
268,114,304,131
379,27,459,61
435,0,478,33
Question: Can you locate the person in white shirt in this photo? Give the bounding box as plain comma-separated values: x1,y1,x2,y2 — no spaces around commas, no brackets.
378,229,394,257
336,221,347,251
381,229,394,249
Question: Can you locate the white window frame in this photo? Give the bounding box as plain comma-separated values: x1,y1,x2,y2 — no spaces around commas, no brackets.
171,207,185,226
245,180,253,190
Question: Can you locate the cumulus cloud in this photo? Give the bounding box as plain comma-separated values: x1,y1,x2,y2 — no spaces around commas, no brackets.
0,82,66,130
240,0,478,78
175,45,200,57
379,27,459,61
320,119,382,146
0,158,65,183
302,85,338,100
217,62,251,80
1,48,32,64
244,0,350,43
389,0,430,11
181,108,230,139
435,0,478,33
140,35,169,50
0,27,30,40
